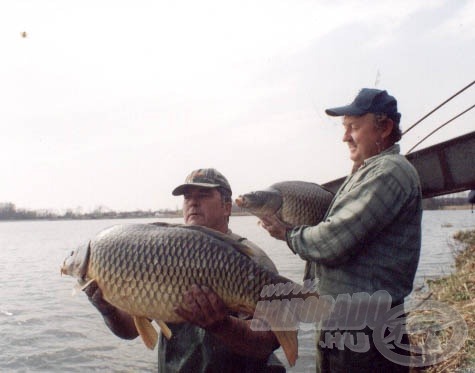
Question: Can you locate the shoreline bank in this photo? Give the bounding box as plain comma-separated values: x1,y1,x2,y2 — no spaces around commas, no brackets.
410,228,475,372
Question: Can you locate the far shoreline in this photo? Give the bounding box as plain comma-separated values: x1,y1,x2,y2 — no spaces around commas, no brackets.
0,211,254,223
1,206,473,223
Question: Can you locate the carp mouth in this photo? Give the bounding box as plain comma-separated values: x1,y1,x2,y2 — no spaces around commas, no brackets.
235,196,245,207
60,250,75,276
235,194,263,208
235,191,280,212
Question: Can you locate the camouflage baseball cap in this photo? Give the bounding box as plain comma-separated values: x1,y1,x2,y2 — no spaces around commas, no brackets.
172,168,232,196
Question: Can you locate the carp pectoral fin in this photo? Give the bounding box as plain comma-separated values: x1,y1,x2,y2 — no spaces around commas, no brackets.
156,320,172,339
133,316,158,350
79,278,96,291
233,303,254,316
72,278,96,296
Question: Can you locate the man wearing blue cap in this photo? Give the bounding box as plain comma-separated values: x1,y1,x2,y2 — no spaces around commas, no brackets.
260,89,422,372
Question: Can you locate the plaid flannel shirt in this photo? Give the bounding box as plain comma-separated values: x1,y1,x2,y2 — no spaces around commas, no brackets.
288,144,422,302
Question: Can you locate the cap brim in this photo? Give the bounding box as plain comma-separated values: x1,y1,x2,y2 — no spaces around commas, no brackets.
325,105,366,117
172,183,221,196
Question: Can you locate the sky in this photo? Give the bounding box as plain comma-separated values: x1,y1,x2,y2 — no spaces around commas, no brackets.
1,0,474,213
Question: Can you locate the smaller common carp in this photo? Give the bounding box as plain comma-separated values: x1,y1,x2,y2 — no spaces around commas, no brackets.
236,181,334,227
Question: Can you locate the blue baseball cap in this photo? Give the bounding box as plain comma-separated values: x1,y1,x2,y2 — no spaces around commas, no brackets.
325,88,400,123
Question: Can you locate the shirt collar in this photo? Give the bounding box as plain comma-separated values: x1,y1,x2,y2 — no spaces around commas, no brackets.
360,144,400,169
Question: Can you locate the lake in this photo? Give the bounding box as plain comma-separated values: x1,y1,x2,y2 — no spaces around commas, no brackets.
1,210,474,372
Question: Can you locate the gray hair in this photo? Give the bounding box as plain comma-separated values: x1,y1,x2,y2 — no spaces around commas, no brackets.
374,113,402,143
217,187,232,203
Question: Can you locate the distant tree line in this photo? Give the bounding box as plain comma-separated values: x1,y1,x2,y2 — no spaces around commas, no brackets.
1,195,471,221
422,195,472,210
0,202,182,221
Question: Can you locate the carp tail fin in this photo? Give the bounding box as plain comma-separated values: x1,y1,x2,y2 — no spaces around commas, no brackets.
273,329,298,367
134,316,158,350
251,298,299,366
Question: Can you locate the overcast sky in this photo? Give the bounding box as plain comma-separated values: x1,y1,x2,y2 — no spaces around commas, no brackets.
1,0,474,212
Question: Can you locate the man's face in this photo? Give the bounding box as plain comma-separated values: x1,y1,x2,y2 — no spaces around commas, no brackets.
182,187,231,233
342,113,382,167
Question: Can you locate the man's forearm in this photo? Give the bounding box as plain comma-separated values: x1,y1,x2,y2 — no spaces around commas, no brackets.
84,282,139,340
208,316,279,360
102,308,139,340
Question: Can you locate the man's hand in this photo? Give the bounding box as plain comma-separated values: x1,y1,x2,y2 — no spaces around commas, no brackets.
259,216,289,241
174,284,229,331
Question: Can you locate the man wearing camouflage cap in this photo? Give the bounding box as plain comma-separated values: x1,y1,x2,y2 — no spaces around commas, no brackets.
165,168,283,372
171,168,234,232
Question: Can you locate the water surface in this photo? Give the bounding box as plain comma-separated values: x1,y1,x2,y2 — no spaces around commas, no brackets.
1,211,474,372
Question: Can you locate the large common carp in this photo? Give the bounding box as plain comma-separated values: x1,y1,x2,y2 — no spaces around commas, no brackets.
235,181,334,227
61,222,306,366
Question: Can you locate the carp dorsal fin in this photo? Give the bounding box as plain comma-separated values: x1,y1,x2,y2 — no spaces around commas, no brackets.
148,221,176,228
148,222,256,259
156,320,172,339
133,316,158,350
181,225,256,259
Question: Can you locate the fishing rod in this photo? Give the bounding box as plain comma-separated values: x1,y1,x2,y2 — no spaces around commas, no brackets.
402,79,475,136
406,103,475,154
